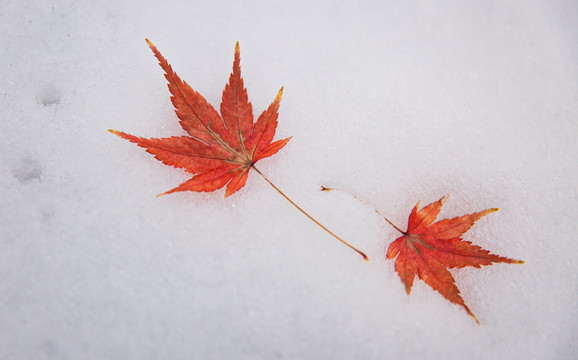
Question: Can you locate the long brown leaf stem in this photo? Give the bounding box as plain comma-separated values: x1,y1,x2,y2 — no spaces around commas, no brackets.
252,166,369,262
320,186,406,235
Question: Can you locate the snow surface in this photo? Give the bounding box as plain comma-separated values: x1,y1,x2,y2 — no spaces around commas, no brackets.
1,0,577,359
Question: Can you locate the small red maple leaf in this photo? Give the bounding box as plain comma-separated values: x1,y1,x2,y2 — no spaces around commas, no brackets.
109,40,368,260
321,188,524,323
386,197,524,323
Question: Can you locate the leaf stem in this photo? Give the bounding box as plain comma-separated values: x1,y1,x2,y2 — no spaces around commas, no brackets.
320,187,406,235
252,166,369,261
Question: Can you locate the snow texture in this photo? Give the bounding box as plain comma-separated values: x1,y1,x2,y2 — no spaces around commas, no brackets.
1,0,576,359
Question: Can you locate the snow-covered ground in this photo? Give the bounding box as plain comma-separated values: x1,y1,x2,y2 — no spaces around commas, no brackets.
1,0,576,359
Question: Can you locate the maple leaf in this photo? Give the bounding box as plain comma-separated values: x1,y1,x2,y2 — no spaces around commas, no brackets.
109,40,368,260
386,197,524,323
110,40,290,198
321,188,524,323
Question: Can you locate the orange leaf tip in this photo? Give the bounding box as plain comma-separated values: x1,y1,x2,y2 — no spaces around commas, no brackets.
108,129,121,136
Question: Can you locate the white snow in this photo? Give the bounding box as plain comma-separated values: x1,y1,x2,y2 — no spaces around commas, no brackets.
1,0,576,359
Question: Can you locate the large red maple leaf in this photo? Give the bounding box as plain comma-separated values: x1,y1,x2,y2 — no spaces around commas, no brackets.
386,197,524,323
110,40,291,198
109,40,368,260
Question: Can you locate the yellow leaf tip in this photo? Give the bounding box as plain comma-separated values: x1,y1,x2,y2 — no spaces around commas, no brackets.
235,41,240,51
108,129,120,136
